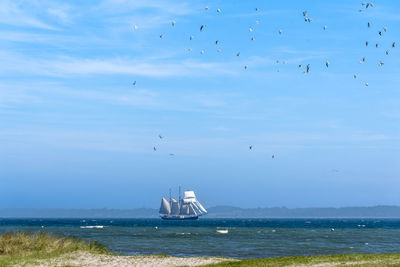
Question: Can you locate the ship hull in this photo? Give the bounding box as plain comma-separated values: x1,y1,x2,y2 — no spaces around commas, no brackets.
160,215,199,220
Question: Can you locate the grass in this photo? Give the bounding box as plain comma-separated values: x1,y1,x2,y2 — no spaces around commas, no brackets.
0,232,107,266
1,232,400,266
205,253,400,266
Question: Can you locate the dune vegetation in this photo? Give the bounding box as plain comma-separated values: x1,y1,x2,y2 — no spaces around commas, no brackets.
0,232,107,266
2,232,400,266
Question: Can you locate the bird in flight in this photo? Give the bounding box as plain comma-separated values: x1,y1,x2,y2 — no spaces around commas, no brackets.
132,81,136,86
200,25,206,31
159,135,163,139
159,34,163,39
249,145,252,150
325,61,329,68
153,147,157,151
171,20,176,27
272,155,275,159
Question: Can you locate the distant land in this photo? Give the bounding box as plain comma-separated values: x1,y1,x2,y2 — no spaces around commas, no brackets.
2,206,400,218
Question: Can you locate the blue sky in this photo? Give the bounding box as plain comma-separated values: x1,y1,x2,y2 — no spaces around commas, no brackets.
0,0,399,209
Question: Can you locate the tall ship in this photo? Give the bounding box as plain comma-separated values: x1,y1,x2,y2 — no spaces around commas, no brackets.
159,188,207,220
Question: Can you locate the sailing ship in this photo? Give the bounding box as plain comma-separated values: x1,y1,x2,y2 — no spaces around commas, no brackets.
159,188,207,220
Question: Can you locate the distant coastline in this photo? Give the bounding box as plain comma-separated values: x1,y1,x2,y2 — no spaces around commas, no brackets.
2,205,400,218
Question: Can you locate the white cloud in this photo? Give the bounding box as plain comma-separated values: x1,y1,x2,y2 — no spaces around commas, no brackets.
0,0,57,30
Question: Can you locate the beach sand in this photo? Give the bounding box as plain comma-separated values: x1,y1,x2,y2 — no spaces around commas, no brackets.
24,251,232,267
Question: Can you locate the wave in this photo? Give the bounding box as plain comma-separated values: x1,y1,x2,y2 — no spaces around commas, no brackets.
80,225,104,229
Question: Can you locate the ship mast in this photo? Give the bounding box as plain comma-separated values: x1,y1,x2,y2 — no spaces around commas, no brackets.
179,186,181,203
169,188,172,207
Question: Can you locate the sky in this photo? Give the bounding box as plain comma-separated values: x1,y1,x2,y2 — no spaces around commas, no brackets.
0,0,399,209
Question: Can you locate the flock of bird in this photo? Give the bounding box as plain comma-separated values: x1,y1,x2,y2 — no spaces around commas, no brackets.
130,2,395,158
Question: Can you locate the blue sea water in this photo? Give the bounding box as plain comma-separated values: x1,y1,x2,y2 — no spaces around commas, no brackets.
1,218,400,259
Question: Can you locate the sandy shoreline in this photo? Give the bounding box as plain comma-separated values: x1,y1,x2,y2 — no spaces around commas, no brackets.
22,251,233,267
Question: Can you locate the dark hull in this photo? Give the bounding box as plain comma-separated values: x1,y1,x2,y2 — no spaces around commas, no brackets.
160,215,199,220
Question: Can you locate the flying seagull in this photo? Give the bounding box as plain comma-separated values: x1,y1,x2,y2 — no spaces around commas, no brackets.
379,61,384,66
153,147,157,151
392,42,396,48
171,20,176,27
244,65,248,69
366,41,368,46
158,135,163,139
217,8,221,13
376,43,379,48
132,81,136,86
383,27,387,32
354,74,357,79
249,145,253,150
200,25,206,31
298,64,302,68
386,50,389,55
200,49,205,55
217,48,221,52
159,34,163,39
255,8,259,11
306,64,310,73
303,11,307,16
325,61,329,68
133,25,138,30
249,27,253,33
205,6,209,10
365,82,369,86
215,40,219,45
278,29,283,35
272,155,275,159
323,25,327,30
236,52,240,57
368,22,371,28
251,36,255,41
378,30,382,36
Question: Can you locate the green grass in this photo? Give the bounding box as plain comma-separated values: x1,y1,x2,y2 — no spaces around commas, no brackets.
0,232,107,266
205,253,400,266
2,232,400,266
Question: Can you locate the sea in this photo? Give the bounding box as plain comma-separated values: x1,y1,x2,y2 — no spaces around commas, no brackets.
1,218,400,259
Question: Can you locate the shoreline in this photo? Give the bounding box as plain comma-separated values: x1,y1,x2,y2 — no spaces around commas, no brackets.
2,232,400,266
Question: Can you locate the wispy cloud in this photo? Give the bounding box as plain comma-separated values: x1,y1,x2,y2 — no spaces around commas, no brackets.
0,0,57,30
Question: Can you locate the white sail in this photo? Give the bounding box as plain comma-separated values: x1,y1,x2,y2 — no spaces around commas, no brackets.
180,204,189,215
195,201,208,214
188,203,197,215
171,198,180,215
159,197,171,215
